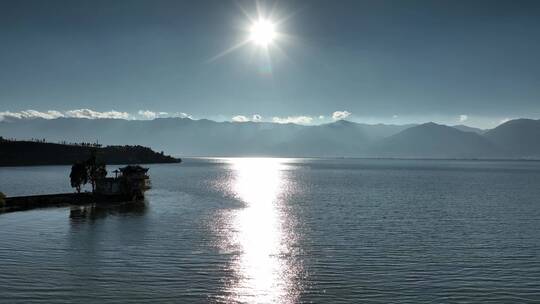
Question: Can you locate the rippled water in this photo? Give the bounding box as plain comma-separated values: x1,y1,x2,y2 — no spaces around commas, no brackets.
1,158,540,303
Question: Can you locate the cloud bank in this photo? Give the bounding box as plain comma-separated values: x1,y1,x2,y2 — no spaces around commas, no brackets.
332,111,351,120
0,109,194,122
231,114,263,122
272,116,313,125
0,109,351,127
137,110,174,120
0,110,64,120
232,115,250,122
65,109,130,120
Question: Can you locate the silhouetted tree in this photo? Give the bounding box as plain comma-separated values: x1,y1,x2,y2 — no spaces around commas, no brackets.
86,150,107,192
0,192,5,205
70,162,88,193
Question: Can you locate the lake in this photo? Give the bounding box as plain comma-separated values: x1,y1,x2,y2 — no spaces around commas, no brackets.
1,158,540,303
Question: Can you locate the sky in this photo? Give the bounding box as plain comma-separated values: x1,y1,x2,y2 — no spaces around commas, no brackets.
0,0,539,128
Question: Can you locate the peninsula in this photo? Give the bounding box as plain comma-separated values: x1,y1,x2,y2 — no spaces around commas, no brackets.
0,137,181,166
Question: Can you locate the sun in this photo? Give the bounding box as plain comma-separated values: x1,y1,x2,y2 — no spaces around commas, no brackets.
249,19,277,47
208,9,287,62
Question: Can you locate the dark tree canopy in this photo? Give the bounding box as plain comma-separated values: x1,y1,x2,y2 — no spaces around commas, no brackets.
86,151,107,192
69,151,107,193
70,162,88,193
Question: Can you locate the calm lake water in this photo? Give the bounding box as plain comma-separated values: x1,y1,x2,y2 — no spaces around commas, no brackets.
1,158,540,303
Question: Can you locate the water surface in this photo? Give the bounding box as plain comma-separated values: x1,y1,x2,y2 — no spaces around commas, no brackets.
1,158,540,303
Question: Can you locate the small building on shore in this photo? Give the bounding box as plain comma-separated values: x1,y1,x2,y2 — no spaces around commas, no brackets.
96,165,150,199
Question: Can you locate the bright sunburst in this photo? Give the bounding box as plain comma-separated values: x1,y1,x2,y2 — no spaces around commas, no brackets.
249,19,277,47
208,2,292,64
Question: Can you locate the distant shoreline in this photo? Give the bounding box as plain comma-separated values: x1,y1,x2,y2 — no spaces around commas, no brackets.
0,139,181,167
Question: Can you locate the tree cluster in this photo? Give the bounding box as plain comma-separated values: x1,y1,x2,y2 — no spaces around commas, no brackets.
70,152,107,193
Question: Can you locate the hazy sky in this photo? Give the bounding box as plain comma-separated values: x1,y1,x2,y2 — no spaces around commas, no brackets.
1,0,539,127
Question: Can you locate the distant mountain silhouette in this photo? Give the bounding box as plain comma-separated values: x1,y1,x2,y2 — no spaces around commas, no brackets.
0,138,180,166
0,118,413,157
274,120,415,157
451,124,486,134
0,117,538,159
367,123,503,158
484,119,540,158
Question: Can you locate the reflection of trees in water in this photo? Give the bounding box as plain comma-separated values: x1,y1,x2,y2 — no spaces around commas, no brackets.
69,201,147,224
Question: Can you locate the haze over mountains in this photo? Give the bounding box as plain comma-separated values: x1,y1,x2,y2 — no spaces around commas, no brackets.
1,117,539,159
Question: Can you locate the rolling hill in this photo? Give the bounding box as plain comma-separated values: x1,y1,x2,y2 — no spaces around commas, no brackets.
367,123,503,158
484,119,540,158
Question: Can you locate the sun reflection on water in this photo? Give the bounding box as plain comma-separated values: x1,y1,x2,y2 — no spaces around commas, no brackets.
225,158,298,303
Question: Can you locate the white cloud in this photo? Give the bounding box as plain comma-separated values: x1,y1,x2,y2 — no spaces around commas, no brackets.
139,110,195,120
459,114,468,122
0,111,20,121
0,110,64,121
318,115,325,119
0,111,24,121
0,109,194,121
272,116,313,125
232,115,249,122
65,109,130,119
138,110,158,120
231,114,262,122
23,110,64,119
332,111,351,121
137,110,173,120
392,115,399,119
171,112,192,119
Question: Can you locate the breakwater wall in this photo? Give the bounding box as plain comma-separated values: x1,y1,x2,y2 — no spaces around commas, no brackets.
1,193,133,214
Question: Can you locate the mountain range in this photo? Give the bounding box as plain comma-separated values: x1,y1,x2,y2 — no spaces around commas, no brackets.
1,117,539,159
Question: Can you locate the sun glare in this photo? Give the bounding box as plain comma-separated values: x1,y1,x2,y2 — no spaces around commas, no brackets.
249,19,277,47
208,5,288,63
222,158,299,303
